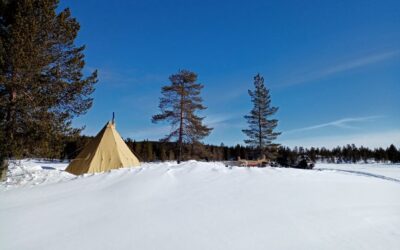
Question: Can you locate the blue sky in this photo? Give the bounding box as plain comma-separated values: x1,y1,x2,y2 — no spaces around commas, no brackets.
60,0,400,148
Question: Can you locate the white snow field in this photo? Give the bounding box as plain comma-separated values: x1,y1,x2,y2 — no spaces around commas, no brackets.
1,160,400,250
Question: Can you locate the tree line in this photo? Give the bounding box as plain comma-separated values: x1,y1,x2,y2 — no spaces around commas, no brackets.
4,132,399,163
58,138,399,164
129,142,400,163
277,144,400,164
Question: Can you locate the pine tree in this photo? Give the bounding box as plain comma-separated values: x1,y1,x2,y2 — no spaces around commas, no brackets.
146,142,154,162
0,0,97,158
242,74,280,159
134,142,142,160
168,150,175,161
152,70,212,163
387,144,399,163
159,144,167,161
0,156,6,181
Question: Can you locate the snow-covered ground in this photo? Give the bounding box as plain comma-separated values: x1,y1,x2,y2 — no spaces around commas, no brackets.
317,162,400,180
1,160,399,250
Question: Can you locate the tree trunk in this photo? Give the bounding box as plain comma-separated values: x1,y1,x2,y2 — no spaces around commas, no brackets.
258,107,262,159
177,84,184,164
0,87,15,181
0,158,8,182
5,88,17,157
178,119,183,164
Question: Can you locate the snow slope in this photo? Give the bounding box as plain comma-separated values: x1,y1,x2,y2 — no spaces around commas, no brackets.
1,160,400,250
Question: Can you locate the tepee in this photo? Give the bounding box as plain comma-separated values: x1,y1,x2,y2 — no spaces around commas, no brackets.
65,120,140,175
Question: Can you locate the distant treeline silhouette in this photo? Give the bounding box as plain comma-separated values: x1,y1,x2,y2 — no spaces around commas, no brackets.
60,137,400,164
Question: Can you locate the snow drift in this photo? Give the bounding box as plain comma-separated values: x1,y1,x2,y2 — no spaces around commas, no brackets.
1,160,400,250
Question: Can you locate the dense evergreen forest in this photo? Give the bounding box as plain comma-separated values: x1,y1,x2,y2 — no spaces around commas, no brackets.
57,137,400,164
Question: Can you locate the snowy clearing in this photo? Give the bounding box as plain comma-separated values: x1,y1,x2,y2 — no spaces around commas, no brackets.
1,160,400,250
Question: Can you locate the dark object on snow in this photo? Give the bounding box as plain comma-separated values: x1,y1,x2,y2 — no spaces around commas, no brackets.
293,155,315,169
276,154,314,169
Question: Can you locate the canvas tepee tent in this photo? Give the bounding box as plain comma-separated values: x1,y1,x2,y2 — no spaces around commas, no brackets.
65,120,140,175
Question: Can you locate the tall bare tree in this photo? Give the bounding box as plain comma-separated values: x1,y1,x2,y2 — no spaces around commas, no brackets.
152,70,212,163
242,74,280,159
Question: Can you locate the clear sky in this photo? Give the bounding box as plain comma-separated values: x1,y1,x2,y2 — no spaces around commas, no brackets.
60,0,400,148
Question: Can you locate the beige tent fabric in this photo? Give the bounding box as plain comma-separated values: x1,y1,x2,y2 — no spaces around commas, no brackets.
65,121,140,175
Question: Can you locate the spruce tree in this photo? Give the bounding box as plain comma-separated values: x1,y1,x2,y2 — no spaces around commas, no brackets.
159,144,167,161
387,144,399,163
0,0,97,158
134,142,142,160
242,74,280,159
146,141,154,162
152,70,212,163
168,150,175,161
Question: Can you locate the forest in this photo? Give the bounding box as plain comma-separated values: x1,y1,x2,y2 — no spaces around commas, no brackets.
58,137,400,164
